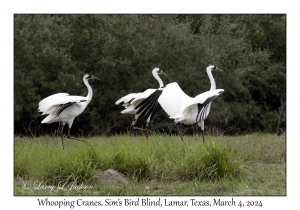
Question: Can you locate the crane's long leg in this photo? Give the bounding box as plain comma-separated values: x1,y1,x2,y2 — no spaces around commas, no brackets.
67,128,87,144
57,122,61,137
131,117,148,131
132,126,149,131
130,116,151,138
202,130,205,143
130,117,139,131
60,122,65,149
197,126,205,143
131,118,137,127
131,118,150,132
130,118,138,136
198,121,205,143
145,123,149,138
176,124,184,141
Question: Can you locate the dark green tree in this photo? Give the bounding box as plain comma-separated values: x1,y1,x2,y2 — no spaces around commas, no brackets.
14,14,286,136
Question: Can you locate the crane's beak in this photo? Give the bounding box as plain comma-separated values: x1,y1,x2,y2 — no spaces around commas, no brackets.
159,70,168,77
216,67,224,73
91,75,101,80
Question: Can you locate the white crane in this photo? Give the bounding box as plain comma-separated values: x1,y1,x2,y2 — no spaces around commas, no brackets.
135,64,224,142
115,67,167,136
33,73,100,149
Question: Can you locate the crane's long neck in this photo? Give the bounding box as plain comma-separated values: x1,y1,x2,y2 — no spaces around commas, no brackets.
153,71,164,88
84,78,93,100
207,67,216,90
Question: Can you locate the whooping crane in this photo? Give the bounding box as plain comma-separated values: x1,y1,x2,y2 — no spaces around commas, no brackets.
115,67,167,137
136,64,224,142
33,73,100,149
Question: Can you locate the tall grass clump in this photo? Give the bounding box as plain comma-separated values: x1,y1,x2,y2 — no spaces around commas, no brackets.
14,137,99,185
43,145,99,185
176,140,241,181
93,134,156,181
101,134,242,182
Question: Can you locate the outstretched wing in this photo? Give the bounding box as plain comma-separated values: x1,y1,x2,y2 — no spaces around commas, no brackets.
133,82,191,122
170,89,224,124
115,93,139,106
37,93,69,115
116,89,157,114
43,96,89,115
135,90,163,122
41,96,90,124
195,95,218,122
157,82,191,117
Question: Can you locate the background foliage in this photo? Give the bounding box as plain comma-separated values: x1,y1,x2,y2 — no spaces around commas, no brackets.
14,14,286,136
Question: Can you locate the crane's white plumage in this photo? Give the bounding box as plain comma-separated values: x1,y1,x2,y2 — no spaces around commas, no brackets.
156,82,191,117
115,68,166,131
166,64,224,141
169,89,224,125
41,95,90,124
116,88,157,114
37,93,69,115
34,73,100,148
135,64,224,141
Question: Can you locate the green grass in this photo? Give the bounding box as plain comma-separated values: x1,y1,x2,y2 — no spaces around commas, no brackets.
14,133,286,196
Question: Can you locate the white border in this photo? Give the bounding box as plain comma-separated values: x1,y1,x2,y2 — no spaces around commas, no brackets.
3,0,298,209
